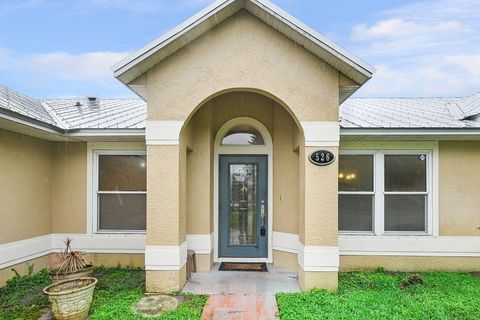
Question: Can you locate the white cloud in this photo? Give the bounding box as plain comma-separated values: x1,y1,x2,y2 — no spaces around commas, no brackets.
79,0,215,14
352,19,464,42
21,51,130,84
351,0,480,97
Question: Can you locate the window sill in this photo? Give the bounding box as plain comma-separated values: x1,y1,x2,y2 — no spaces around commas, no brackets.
94,231,146,236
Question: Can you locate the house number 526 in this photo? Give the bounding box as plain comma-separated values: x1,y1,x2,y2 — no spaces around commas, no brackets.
309,150,335,166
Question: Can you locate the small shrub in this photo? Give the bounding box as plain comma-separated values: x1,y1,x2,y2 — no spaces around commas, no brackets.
51,237,91,274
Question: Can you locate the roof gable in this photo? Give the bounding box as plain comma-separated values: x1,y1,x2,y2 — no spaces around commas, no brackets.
113,0,375,102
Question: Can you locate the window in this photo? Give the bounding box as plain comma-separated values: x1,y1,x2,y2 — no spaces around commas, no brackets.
221,125,265,145
338,151,431,235
95,152,146,232
338,155,374,232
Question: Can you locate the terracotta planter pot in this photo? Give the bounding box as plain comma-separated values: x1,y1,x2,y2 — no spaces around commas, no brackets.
50,265,93,283
43,277,97,320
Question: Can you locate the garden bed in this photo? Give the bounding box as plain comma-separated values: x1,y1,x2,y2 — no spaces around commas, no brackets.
0,267,208,320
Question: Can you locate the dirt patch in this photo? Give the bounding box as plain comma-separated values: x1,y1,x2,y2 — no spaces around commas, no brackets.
400,275,424,289
471,272,480,277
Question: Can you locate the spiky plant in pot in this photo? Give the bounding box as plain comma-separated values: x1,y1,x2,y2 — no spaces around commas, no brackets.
50,238,93,283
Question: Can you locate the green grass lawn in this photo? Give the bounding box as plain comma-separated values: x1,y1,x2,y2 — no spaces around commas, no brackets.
277,270,480,320
0,267,208,320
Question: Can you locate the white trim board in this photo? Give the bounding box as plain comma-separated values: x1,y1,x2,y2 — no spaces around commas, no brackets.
186,233,214,255
273,231,299,253
0,233,146,270
145,242,188,271
145,120,184,145
0,233,215,271
273,231,480,258
298,244,340,272
339,235,480,257
301,121,340,147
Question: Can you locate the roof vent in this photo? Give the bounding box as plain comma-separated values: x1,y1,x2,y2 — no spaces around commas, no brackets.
87,95,99,109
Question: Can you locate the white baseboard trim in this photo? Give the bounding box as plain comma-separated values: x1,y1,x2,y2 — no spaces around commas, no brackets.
3,232,480,271
298,244,339,272
339,235,480,257
273,231,299,253
272,232,480,258
145,241,187,271
186,233,213,255
0,235,52,270
0,233,214,271
0,233,146,270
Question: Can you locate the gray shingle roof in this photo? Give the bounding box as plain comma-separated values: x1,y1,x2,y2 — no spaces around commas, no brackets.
1,85,480,131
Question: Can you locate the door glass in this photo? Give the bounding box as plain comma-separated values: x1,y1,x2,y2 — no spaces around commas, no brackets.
229,164,257,246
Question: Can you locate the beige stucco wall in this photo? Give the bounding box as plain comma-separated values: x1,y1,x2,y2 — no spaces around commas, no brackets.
439,141,480,236
51,142,87,234
0,254,52,287
0,129,52,244
341,255,480,272
300,146,339,247
273,250,298,272
0,129,89,244
146,264,186,293
145,10,339,123
147,145,185,245
298,268,338,291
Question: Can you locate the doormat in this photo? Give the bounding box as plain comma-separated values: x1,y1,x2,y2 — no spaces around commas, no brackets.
218,262,268,272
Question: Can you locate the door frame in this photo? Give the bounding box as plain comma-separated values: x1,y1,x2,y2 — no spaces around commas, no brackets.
213,117,273,263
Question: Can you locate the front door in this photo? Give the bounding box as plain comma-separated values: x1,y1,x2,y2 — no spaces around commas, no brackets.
219,155,268,258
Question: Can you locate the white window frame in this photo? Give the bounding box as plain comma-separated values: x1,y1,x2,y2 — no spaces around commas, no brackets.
339,149,434,236
92,149,147,234
338,151,376,235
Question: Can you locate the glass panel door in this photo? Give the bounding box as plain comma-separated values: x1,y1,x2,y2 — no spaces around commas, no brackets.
229,164,258,246
219,155,267,258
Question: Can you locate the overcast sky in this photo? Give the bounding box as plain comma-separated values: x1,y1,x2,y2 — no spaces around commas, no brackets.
0,0,479,99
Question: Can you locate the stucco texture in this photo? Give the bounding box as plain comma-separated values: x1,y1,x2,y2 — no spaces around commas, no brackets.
145,10,339,123
51,142,87,234
341,256,480,272
0,254,52,287
439,141,480,236
146,264,187,293
298,268,338,292
147,145,185,245
300,146,339,247
0,129,53,244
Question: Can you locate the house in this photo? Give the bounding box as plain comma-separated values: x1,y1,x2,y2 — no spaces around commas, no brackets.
0,0,479,292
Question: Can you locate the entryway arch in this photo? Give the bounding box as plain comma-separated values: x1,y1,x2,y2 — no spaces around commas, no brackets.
213,117,274,262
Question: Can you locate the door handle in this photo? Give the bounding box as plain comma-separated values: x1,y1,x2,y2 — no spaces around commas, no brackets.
260,200,266,236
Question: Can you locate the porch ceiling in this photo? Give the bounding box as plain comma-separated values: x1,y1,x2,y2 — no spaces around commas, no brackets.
113,0,375,103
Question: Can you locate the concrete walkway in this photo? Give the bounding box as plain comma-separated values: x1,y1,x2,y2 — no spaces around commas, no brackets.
182,264,300,319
